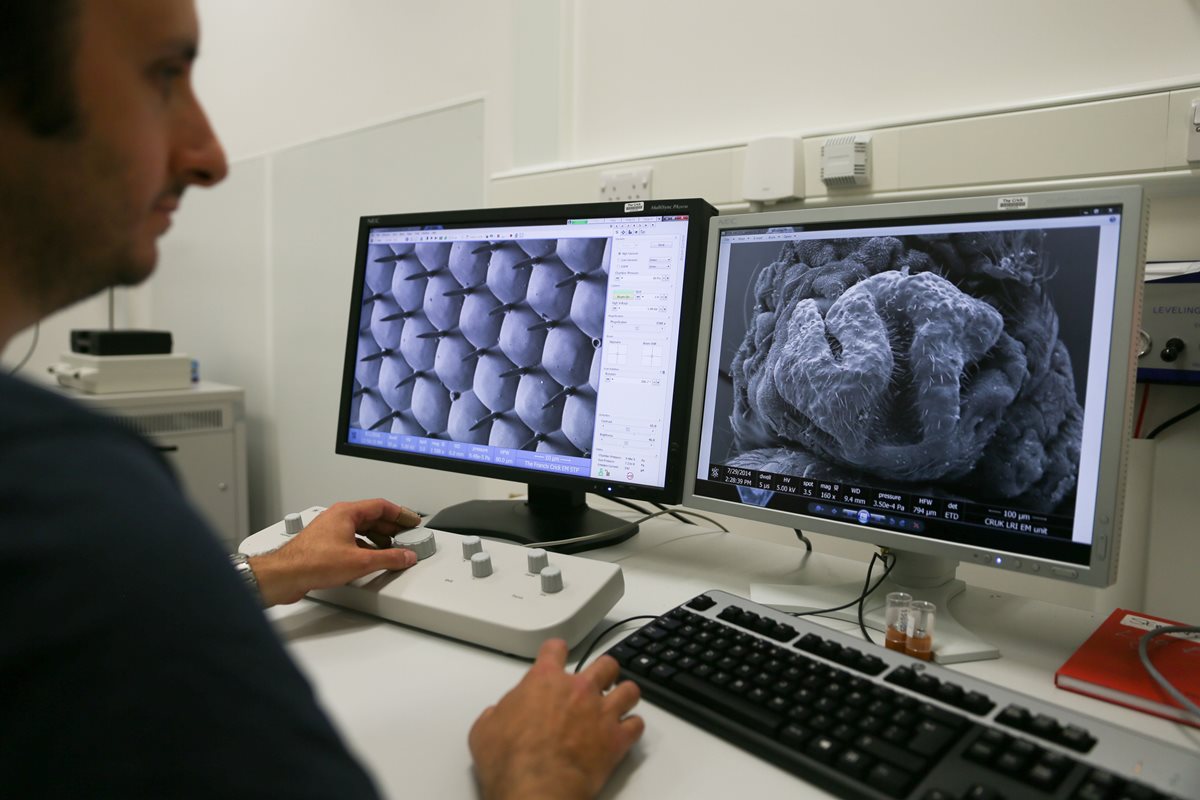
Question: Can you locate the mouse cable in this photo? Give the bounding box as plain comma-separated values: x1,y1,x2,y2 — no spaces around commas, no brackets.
1137,625,1200,719
572,615,660,674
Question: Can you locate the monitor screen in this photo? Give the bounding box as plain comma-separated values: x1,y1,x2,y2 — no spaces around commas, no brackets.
337,198,714,551
684,187,1146,660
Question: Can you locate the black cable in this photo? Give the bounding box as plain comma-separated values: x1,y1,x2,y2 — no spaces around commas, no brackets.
1145,400,1200,440
572,615,659,674
790,549,897,620
653,501,696,525
535,507,729,550
793,529,813,552
857,554,890,645
8,323,39,375
600,495,696,528
602,495,654,516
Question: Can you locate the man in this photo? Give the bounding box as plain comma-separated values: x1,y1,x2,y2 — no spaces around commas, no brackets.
0,2,643,797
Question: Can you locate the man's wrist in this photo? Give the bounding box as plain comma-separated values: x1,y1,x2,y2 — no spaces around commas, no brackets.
228,552,262,605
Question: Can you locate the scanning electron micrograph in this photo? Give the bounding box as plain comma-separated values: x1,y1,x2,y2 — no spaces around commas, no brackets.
351,236,611,457
718,229,1100,513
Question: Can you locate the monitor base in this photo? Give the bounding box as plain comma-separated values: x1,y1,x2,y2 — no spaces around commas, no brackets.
751,552,1000,664
426,488,639,554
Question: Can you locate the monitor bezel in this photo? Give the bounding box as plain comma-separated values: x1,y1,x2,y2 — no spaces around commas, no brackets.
335,197,717,505
682,186,1147,588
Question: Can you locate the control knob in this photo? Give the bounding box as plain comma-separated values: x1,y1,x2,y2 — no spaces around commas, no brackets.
527,548,549,574
471,551,493,578
462,535,483,559
393,529,437,560
540,565,564,594
283,513,304,536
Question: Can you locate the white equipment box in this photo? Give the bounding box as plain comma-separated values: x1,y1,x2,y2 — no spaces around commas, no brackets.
49,352,193,394
241,506,625,658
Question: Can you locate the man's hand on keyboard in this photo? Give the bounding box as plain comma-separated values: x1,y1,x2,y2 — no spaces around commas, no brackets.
469,638,644,800
249,499,422,607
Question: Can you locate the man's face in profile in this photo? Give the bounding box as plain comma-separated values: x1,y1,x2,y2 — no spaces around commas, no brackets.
0,0,227,319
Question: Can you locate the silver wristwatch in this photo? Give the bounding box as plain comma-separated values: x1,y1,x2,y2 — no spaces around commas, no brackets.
228,552,262,604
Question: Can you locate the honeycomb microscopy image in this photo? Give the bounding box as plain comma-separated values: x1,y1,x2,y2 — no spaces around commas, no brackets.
352,235,611,457
716,228,1100,513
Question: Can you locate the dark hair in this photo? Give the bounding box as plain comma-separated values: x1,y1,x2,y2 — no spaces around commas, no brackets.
0,0,81,137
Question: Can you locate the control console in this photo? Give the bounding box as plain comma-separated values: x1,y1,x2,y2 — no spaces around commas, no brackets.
239,507,625,657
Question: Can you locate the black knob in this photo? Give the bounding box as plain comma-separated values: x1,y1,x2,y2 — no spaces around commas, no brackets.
1161,338,1185,363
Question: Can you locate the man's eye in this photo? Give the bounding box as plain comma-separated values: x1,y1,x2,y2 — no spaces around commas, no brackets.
154,65,187,97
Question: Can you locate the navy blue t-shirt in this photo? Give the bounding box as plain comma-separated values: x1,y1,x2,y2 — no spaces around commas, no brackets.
0,374,380,798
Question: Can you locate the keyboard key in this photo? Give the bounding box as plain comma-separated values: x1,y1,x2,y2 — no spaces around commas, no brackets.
962,690,996,715
1059,723,1097,753
835,748,872,777
865,761,914,798
686,594,716,611
806,735,841,763
779,723,812,749
908,720,955,758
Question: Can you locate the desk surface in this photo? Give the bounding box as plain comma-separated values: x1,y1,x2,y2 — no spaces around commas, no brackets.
264,514,1200,799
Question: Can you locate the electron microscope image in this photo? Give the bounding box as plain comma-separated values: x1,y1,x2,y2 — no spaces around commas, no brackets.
350,235,611,457
715,228,1100,513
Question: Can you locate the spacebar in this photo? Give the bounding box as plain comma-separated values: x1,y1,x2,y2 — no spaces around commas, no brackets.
669,672,782,735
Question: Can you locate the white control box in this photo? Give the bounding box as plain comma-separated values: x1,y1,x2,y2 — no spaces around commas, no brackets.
240,507,625,658
49,352,192,393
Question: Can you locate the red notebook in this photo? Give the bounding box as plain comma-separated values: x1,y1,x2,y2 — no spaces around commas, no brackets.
1055,608,1200,728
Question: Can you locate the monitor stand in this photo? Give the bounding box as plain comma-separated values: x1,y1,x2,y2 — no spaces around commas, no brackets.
751,552,1000,664
425,485,639,554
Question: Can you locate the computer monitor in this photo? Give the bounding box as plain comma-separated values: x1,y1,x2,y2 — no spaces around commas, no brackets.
685,186,1147,662
336,198,715,552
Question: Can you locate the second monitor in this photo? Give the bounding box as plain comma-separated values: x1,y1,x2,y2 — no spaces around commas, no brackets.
685,186,1147,661
337,199,715,552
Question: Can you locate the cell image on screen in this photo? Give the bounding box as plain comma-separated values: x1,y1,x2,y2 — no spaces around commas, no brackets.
708,226,1100,518
350,236,612,458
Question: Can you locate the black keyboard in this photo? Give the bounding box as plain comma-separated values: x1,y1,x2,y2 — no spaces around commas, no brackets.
605,590,1198,800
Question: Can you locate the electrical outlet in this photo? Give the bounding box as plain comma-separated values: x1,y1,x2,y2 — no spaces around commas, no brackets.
599,166,653,201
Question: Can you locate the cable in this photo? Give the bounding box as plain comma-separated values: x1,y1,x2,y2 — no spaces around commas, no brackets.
856,553,892,645
790,549,897,620
528,507,729,550
8,322,39,375
1137,625,1200,719
1145,400,1200,440
652,501,696,526
1133,384,1150,439
572,615,659,674
602,496,654,516
793,529,813,552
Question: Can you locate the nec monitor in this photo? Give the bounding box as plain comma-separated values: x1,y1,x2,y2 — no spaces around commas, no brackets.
337,199,715,552
685,186,1146,661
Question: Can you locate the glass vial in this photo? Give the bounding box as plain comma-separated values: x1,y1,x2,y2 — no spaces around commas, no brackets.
884,591,912,653
905,600,936,661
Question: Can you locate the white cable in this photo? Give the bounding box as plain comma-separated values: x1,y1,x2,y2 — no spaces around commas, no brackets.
1137,625,1200,719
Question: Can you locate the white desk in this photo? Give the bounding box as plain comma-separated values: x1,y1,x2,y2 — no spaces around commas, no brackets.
264,514,1200,799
